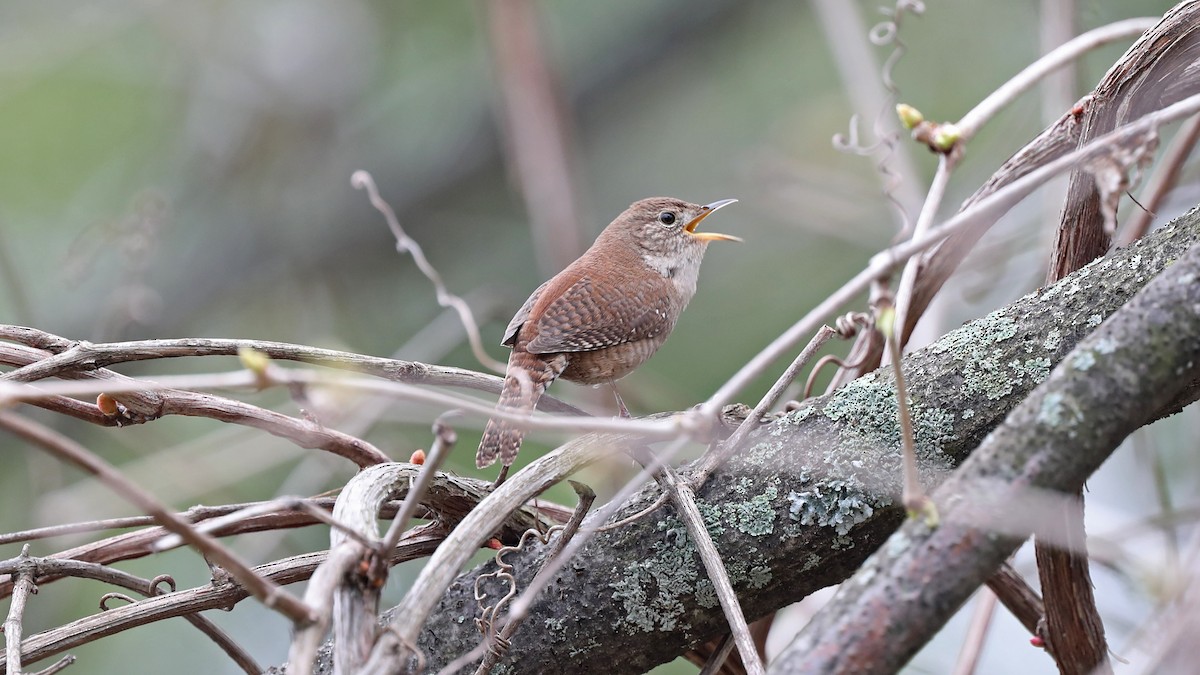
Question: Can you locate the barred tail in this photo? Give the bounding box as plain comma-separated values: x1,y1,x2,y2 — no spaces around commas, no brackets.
476,350,564,469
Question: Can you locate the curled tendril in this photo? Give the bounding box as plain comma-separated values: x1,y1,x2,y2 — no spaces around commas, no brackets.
834,0,926,237
473,524,566,657
149,574,177,596
872,0,926,89
833,115,886,156
99,592,136,611
834,311,875,339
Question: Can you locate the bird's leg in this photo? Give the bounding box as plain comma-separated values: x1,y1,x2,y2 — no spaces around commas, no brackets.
490,463,510,489
609,381,631,418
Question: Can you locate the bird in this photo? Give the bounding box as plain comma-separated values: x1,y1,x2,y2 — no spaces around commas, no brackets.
475,196,739,470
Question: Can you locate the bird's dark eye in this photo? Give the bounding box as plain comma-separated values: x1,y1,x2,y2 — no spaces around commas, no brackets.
658,211,676,226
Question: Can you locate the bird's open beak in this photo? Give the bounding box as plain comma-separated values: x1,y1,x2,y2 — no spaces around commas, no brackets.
685,198,742,242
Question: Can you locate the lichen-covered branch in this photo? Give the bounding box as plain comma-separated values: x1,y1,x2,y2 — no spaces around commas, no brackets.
376,208,1200,673
773,220,1200,675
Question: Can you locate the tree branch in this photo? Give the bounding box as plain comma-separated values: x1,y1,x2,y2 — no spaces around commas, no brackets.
330,195,1200,673
773,215,1200,675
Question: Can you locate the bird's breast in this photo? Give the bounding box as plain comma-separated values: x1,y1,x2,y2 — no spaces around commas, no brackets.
640,248,704,301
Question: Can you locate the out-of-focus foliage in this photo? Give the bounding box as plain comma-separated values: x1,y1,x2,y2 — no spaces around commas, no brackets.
0,1,1189,673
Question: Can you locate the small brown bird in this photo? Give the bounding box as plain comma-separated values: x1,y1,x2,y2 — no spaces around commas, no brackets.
476,197,739,469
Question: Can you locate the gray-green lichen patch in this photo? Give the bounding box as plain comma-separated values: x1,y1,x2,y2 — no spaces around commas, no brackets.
1070,350,1096,371
927,310,1052,401
785,477,878,536
1094,336,1118,354
733,486,778,536
1042,328,1063,351
608,500,780,634
1011,356,1051,385
566,636,603,659
694,578,718,609
1037,392,1082,430
696,503,727,539
693,557,773,612
771,404,815,436
744,564,772,588
745,439,785,464
822,371,958,462
700,482,780,538
609,521,699,633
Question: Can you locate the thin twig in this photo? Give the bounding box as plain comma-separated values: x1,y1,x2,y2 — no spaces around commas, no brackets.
0,366,678,442
0,411,316,626
152,498,375,553
105,577,263,675
640,454,764,675
0,326,582,415
379,414,459,554
697,634,737,675
691,325,836,484
4,545,37,675
984,563,1045,637
879,292,933,521
588,491,669,533
0,556,161,600
951,587,998,675
956,18,1158,140
25,655,75,675
893,152,955,352
0,515,160,546
1119,113,1200,245
351,170,506,373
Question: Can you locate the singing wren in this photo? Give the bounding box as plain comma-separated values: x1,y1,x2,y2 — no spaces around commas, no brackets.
475,197,739,469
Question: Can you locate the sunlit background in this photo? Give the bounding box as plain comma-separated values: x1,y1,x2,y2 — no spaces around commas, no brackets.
1,1,1195,673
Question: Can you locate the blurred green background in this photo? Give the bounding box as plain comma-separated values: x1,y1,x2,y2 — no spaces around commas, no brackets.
1,1,1193,673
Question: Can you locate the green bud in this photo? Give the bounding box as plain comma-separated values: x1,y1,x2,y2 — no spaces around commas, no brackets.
896,103,924,130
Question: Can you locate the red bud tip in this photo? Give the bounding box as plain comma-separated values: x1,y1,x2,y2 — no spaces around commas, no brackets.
486,539,502,550
96,393,119,416
1030,636,1045,648
410,449,426,465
